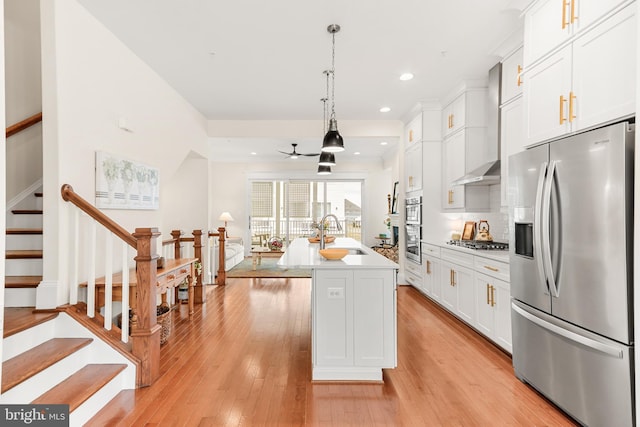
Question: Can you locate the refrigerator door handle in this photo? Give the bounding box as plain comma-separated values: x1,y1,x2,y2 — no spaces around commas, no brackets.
534,162,549,294
542,160,559,297
512,302,623,358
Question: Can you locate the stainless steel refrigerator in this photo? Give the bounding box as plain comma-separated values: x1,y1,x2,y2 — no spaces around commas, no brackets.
509,121,635,426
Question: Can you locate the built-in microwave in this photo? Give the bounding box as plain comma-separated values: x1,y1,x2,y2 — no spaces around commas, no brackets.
405,196,421,224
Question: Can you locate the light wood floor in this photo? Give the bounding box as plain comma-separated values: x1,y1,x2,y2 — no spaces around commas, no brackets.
87,278,577,426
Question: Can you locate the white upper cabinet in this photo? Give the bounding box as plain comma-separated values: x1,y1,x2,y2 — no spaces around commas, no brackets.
524,0,631,66
406,113,422,145
500,97,524,207
405,142,423,193
442,91,487,138
501,47,524,104
523,2,636,146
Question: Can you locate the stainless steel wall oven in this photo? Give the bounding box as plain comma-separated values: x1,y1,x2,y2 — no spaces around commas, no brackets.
405,197,421,263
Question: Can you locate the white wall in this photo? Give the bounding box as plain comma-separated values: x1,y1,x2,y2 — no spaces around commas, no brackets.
39,0,209,307
4,0,42,203
0,0,7,385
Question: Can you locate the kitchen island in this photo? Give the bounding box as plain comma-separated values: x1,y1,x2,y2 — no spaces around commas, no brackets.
278,237,399,381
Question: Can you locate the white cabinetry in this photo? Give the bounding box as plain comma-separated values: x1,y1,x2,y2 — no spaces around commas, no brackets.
404,258,422,289
421,244,441,301
523,2,636,146
441,249,475,324
473,256,512,352
501,47,524,102
417,243,512,353
406,113,422,145
524,0,630,65
313,269,396,380
404,142,423,192
500,97,524,206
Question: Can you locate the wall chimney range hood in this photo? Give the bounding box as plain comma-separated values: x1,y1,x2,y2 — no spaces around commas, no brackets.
451,62,502,187
450,160,501,186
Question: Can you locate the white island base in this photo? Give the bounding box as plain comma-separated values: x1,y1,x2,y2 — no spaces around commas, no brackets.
279,238,398,382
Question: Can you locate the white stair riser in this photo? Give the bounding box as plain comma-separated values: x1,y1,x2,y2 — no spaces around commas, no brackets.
69,370,133,427
4,288,37,308
0,346,93,404
5,258,43,276
5,234,43,250
6,214,43,229
2,318,56,360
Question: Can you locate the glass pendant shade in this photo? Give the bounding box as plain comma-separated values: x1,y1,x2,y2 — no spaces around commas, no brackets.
321,118,344,153
317,165,332,175
318,151,336,166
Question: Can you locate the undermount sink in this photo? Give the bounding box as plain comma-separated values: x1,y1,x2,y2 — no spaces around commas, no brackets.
343,248,367,255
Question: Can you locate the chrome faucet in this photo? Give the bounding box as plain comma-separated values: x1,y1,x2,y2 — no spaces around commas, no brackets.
319,214,343,249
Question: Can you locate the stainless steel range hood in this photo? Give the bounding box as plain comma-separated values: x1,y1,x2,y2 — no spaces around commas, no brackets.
451,160,501,186
451,62,501,186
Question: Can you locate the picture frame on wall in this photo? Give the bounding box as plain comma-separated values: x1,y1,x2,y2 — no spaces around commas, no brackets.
95,151,160,210
391,181,399,214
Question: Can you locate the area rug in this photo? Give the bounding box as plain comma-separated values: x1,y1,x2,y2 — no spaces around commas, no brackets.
226,257,312,278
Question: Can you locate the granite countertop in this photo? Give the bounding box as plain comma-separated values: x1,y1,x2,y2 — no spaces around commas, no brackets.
424,241,510,263
278,237,399,269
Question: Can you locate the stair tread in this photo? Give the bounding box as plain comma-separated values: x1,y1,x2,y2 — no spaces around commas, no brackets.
6,249,43,259
5,275,42,288
11,209,43,215
32,364,126,412
2,338,93,393
3,308,58,338
6,228,43,235
34,192,43,197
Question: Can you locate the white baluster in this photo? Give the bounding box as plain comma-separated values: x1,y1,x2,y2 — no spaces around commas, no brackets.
70,209,80,304
104,231,113,330
87,220,97,318
121,241,129,342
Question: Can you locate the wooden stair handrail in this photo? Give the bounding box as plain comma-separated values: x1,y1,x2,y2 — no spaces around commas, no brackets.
61,184,137,248
6,112,42,138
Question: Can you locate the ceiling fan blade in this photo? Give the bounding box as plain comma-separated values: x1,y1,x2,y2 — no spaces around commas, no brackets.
277,150,292,155
302,153,320,156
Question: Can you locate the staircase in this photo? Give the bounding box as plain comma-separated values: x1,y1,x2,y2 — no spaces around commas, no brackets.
5,190,43,307
1,307,137,426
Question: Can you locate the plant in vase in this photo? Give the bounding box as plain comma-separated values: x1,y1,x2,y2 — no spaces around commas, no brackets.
120,160,135,204
134,166,148,205
102,157,120,204
268,237,283,251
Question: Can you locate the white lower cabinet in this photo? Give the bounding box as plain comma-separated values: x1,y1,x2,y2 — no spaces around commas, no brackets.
474,272,512,353
404,258,423,290
312,268,397,380
419,244,512,354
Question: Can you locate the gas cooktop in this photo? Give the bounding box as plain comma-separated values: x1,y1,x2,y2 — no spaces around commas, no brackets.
446,240,509,250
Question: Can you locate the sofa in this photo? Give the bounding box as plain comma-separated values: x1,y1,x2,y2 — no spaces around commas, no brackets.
213,236,245,274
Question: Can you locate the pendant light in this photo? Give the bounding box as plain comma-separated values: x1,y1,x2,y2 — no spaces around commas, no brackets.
318,75,336,167
317,165,332,175
321,24,344,153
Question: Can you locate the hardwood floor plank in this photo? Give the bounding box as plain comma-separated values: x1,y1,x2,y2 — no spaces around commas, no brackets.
86,279,577,426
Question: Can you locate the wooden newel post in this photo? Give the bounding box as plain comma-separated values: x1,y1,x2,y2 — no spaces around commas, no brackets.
216,227,226,286
171,229,183,260
192,229,205,303
131,227,162,387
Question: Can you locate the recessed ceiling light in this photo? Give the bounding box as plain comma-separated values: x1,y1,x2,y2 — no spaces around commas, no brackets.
380,141,388,146
399,73,414,81
354,152,361,155
379,107,391,113
251,152,257,155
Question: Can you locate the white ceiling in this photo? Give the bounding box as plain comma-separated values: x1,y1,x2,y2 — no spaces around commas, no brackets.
77,0,528,163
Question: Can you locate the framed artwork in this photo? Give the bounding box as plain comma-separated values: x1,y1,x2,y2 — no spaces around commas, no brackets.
95,151,159,210
391,181,399,214
462,221,476,241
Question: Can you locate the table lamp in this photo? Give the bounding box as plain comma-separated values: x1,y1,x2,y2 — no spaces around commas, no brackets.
219,212,234,228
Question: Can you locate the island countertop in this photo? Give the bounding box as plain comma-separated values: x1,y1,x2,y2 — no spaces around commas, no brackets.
278,237,399,269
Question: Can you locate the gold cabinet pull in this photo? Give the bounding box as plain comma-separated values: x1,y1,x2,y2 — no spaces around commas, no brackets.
452,270,456,286
569,91,576,122
409,176,413,188
450,114,454,129
559,95,567,124
447,190,453,205
484,265,499,272
570,0,578,24
409,129,413,142
517,65,523,87
562,0,570,29
486,284,491,305
490,285,496,307
426,260,431,275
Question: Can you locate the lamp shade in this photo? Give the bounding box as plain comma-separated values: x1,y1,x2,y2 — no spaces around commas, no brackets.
218,212,234,222
318,151,336,166
317,165,332,175
321,118,344,153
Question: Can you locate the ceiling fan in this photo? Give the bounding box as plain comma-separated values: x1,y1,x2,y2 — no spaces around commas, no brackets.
278,143,320,159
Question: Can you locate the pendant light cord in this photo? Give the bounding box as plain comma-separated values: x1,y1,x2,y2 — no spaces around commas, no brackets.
330,32,336,120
